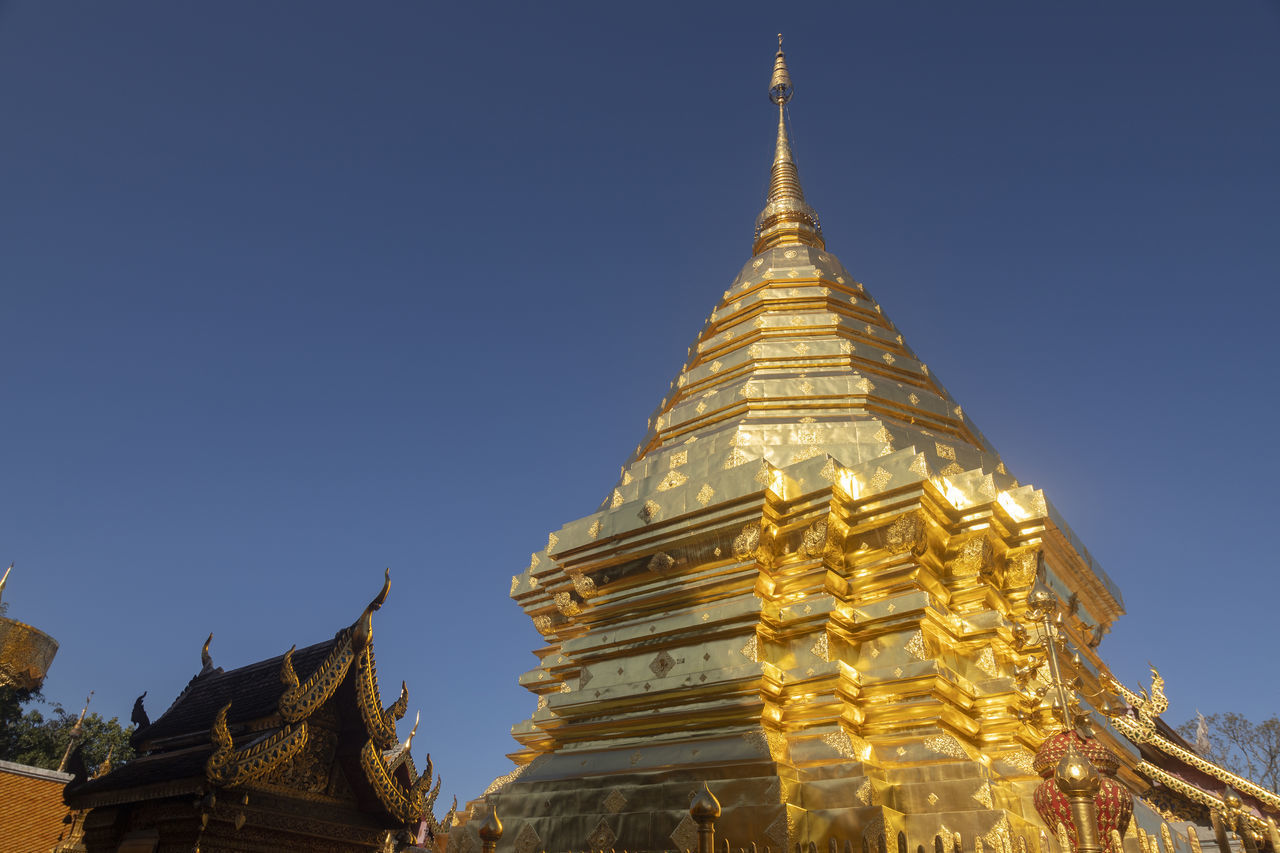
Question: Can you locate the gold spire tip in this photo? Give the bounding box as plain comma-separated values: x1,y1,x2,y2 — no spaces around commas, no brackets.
769,37,793,105
753,36,822,255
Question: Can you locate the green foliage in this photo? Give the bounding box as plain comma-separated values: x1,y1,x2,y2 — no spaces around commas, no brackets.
1178,712,1280,793
0,686,135,775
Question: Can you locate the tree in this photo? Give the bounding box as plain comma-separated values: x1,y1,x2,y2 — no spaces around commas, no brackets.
0,686,135,775
1178,712,1280,793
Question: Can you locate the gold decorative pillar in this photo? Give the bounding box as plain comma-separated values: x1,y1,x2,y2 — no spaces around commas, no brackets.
1054,745,1102,853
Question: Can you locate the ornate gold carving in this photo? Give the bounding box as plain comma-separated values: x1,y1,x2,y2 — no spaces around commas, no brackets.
279,639,355,724
603,788,627,814
482,762,528,796
801,520,828,557
997,748,1037,775
206,702,310,788
985,817,1013,853
766,813,790,849
924,734,969,758
904,630,929,661
355,645,406,751
657,470,688,491
358,738,432,824
649,651,676,678
554,592,580,617
670,814,699,852
1005,549,1039,587
1111,682,1280,811
885,511,927,555
811,632,830,661
740,635,759,661
261,723,336,795
733,524,761,559
648,552,675,572
975,647,998,678
513,823,541,853
640,500,662,523
586,818,617,851
1137,761,1271,834
793,445,823,463
587,519,601,539
954,536,994,577
870,466,893,491
696,483,715,506
822,730,859,759
972,781,994,808
570,573,597,599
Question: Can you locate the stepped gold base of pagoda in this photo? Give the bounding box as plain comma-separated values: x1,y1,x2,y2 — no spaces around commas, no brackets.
486,430,1125,853
450,727,1049,853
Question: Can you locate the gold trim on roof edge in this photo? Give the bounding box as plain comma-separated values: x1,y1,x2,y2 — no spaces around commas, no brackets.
360,737,436,825
196,571,450,830
278,640,356,723
1137,761,1271,833
1109,670,1280,811
357,642,408,752
205,702,309,788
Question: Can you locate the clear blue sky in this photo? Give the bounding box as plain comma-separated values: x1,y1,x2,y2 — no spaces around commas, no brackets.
3,2,1278,805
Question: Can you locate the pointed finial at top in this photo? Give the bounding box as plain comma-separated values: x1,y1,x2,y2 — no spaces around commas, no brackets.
353,568,391,650
0,563,12,606
769,34,793,106
753,36,823,255
403,710,421,752
201,632,214,673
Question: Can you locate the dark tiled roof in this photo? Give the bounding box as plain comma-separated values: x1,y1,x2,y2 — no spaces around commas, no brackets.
134,637,339,746
65,744,213,802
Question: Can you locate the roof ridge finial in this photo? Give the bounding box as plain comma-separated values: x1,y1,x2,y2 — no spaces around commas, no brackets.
753,35,823,255
0,562,12,607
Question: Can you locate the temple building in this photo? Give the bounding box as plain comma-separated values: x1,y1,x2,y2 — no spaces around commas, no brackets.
449,42,1280,853
63,572,455,853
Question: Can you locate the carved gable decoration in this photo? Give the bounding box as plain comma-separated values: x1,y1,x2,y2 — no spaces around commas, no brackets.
65,571,455,853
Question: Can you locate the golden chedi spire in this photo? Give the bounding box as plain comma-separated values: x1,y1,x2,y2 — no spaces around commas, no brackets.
487,35,1131,853
753,35,824,255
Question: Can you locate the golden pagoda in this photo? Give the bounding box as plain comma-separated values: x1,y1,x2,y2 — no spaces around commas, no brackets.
452,40,1277,853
